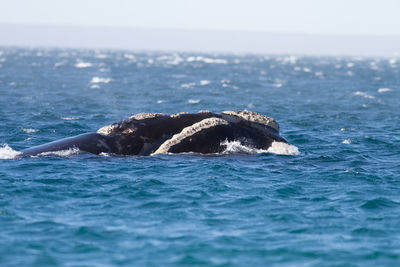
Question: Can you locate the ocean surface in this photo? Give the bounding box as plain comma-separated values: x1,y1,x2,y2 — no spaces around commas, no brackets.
0,47,399,266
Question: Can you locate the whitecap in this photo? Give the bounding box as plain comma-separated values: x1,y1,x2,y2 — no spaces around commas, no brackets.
186,56,227,64
90,84,100,89
315,72,324,77
280,55,297,64
22,128,38,133
157,55,184,65
181,82,195,88
168,57,184,65
188,99,200,104
61,117,80,121
157,100,164,104
54,62,65,67
354,91,375,99
124,54,136,60
90,77,112,84
75,62,93,68
377,88,393,93
0,144,21,159
303,67,312,72
37,148,81,157
272,83,283,88
347,62,354,68
95,54,108,59
199,80,211,86
342,139,352,144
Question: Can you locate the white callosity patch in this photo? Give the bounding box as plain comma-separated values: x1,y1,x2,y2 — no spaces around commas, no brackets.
128,113,165,120
97,113,166,136
222,110,280,132
152,117,229,155
97,124,118,136
170,112,189,118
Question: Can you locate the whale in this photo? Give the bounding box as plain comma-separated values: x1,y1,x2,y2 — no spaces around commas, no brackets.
20,110,289,157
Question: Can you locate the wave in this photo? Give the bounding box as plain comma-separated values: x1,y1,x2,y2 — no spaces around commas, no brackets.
90,77,112,84
354,91,375,99
377,88,393,93
188,99,200,104
60,117,80,121
22,128,39,133
0,144,22,159
75,62,93,68
186,56,227,64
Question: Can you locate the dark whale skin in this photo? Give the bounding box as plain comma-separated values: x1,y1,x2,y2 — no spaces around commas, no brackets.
19,111,288,157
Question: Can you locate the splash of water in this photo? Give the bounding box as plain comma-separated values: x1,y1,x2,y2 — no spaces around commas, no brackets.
0,144,22,159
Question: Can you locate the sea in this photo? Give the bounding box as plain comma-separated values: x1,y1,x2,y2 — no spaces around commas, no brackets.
0,47,399,266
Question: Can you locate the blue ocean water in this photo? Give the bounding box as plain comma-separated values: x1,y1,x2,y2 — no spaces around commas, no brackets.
0,47,399,266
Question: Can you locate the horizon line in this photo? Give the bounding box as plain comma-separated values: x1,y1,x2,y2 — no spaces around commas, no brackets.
1,23,400,57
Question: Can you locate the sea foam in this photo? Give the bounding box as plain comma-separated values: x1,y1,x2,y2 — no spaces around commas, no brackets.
266,141,300,155
354,91,375,99
90,77,112,84
75,62,93,68
377,88,393,93
0,144,21,159
221,140,299,156
186,56,227,64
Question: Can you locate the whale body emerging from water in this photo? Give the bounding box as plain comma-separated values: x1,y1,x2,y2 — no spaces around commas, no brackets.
21,110,289,157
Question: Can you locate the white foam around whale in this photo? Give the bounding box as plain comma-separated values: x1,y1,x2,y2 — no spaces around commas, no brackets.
0,144,22,159
267,141,300,155
221,140,299,156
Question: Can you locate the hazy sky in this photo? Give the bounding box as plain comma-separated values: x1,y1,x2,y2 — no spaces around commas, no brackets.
1,0,400,36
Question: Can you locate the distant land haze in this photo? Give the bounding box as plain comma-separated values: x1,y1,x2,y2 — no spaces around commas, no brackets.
0,24,399,57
